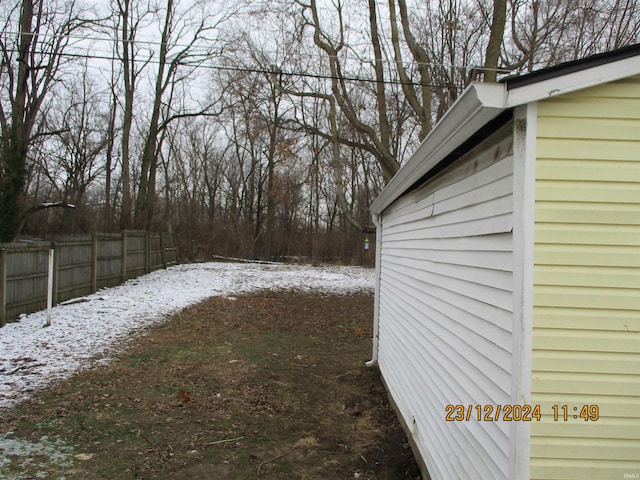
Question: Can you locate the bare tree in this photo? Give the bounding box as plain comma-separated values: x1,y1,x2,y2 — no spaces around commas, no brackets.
505,0,640,73
484,0,507,82
0,0,88,241
389,0,432,139
113,0,146,229
112,0,229,231
39,66,111,231
298,0,401,182
294,0,507,181
138,1,233,229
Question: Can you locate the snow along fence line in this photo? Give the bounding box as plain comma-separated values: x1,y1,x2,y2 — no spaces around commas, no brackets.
0,262,375,410
0,231,177,326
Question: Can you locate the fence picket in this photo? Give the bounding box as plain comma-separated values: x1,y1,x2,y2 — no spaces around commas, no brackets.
0,231,177,326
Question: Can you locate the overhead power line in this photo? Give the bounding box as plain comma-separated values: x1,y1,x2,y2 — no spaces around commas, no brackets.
2,47,477,90
3,29,512,75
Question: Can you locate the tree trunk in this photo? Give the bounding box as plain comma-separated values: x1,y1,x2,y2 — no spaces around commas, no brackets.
119,0,134,229
134,0,174,230
484,0,507,82
0,0,33,242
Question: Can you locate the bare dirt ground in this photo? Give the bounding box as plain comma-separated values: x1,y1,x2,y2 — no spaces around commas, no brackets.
0,291,420,479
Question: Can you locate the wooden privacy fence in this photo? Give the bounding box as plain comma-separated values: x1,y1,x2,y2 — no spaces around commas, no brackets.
0,231,177,326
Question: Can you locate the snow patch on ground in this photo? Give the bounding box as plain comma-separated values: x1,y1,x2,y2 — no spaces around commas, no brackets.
0,432,74,479
0,262,375,412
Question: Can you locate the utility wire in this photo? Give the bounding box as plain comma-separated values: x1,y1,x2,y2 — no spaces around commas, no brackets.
2,29,512,74
2,47,473,89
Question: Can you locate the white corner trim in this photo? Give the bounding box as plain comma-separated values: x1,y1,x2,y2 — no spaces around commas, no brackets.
366,213,383,368
509,102,537,480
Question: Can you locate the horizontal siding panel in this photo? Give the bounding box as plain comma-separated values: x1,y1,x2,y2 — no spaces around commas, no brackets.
383,212,514,240
534,244,640,267
381,266,513,335
383,212,513,240
377,123,515,480
533,393,640,419
534,285,640,310
537,96,640,119
530,460,640,480
383,258,513,312
433,177,512,217
378,333,495,480
429,156,513,206
532,350,640,375
377,313,510,479
533,307,640,331
381,232,512,250
430,159,512,205
536,158,640,183
384,155,513,228
534,265,640,289
532,327,640,353
384,193,513,233
535,201,639,224
384,250,513,289
537,139,640,163
537,117,640,141
532,371,640,396
378,291,511,402
379,357,505,480
380,271,513,370
536,180,639,203
530,418,640,440
381,246,512,272
530,437,639,461
535,223,640,246
378,242,513,272
378,302,511,479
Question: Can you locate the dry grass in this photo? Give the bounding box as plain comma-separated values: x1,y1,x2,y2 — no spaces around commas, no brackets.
0,291,419,479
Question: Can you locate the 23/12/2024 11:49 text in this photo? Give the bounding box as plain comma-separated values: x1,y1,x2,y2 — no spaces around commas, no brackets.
445,404,600,422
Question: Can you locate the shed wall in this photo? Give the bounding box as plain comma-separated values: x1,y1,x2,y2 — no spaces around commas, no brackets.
530,74,640,479
377,124,516,480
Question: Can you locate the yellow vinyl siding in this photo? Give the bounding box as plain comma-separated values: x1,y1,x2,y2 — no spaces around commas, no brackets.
534,307,638,330
536,224,640,246
530,74,640,479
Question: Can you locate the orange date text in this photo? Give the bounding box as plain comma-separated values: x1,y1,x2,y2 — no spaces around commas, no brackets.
445,404,542,422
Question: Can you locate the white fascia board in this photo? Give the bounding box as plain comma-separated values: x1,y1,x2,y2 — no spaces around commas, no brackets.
370,82,507,215
506,54,640,107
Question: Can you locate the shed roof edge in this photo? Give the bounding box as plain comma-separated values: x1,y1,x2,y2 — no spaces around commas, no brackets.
371,45,640,216
370,82,506,215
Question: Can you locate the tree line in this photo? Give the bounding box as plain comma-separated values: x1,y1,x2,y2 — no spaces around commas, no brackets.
1,0,638,263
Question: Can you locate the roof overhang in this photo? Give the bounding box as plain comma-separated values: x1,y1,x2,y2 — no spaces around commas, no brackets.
370,82,506,215
371,44,640,216
505,50,640,106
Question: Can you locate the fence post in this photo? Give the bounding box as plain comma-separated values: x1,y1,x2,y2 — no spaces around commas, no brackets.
0,248,6,326
121,230,127,282
45,248,55,327
91,235,98,293
160,233,167,269
145,231,151,274
173,233,178,264
52,242,59,306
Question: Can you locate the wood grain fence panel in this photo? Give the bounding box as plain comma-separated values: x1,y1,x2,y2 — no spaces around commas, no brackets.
96,234,123,290
5,245,49,322
56,240,93,303
0,232,176,325
149,234,164,271
162,233,178,266
125,231,147,280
